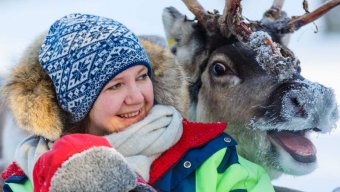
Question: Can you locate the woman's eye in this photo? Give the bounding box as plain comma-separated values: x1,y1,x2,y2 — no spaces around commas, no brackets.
137,73,149,81
108,83,122,90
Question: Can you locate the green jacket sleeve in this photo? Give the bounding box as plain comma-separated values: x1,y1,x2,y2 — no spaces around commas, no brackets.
195,148,275,192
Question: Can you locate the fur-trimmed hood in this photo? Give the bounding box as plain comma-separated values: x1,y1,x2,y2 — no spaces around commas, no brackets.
1,34,188,141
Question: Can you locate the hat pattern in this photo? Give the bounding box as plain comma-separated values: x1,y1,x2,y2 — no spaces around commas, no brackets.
39,13,152,122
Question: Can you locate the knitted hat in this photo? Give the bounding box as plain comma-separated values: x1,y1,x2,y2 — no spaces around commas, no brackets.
39,13,152,122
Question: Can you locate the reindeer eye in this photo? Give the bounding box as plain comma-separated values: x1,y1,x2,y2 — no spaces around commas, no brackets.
211,63,232,76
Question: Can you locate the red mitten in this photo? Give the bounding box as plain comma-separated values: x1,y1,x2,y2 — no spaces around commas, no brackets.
33,134,155,192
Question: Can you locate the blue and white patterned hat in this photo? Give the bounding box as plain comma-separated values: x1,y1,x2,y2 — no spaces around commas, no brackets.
39,13,152,122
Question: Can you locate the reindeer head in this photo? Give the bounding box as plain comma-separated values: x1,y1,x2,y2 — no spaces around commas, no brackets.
162,0,339,177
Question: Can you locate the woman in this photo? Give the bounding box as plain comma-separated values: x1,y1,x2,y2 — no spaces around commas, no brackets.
1,13,274,192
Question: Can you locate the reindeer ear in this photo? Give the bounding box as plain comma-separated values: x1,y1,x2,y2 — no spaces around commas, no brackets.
162,7,196,54
162,7,183,44
162,6,208,84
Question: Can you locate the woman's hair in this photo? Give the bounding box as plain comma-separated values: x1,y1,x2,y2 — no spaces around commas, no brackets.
62,115,90,136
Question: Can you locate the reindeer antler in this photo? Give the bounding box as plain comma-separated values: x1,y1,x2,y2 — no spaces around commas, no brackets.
271,0,285,10
261,0,340,34
219,0,252,41
181,0,220,35
181,0,251,39
181,0,206,27
264,0,285,20
181,0,298,81
223,0,302,81
181,0,339,82
254,0,340,80
284,0,340,32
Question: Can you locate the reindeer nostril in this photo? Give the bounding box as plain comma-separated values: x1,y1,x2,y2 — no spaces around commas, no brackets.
289,95,308,118
290,96,300,107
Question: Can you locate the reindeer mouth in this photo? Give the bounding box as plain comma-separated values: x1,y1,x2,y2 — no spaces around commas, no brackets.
267,129,318,163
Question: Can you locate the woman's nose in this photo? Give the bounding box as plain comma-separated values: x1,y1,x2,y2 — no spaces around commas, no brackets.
125,84,144,105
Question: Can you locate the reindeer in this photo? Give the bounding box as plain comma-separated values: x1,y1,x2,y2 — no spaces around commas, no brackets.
161,0,339,179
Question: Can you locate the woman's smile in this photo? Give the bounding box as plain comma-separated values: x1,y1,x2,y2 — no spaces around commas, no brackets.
115,107,147,130
118,109,142,119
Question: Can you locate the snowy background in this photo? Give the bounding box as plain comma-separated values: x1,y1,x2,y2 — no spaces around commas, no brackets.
0,0,339,191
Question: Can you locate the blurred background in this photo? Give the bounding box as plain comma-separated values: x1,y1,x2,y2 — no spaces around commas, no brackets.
0,0,339,191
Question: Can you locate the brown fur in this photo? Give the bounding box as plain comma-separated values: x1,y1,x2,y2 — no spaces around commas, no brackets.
1,33,64,141
140,38,189,118
1,34,189,141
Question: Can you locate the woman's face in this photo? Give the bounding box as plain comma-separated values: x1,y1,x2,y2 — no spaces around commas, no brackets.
88,65,154,135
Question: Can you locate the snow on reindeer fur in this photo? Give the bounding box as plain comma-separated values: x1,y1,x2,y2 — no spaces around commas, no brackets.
247,31,300,82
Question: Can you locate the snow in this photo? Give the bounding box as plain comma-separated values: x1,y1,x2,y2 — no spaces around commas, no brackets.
248,31,298,82
0,0,339,191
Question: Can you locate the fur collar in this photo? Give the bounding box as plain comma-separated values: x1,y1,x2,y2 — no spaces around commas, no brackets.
1,34,189,141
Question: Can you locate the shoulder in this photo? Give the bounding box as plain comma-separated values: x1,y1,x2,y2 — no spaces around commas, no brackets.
14,135,52,176
180,119,227,145
150,132,237,191
16,135,52,153
150,119,236,183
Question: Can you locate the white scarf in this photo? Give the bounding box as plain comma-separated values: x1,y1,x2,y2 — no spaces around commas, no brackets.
105,105,183,181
